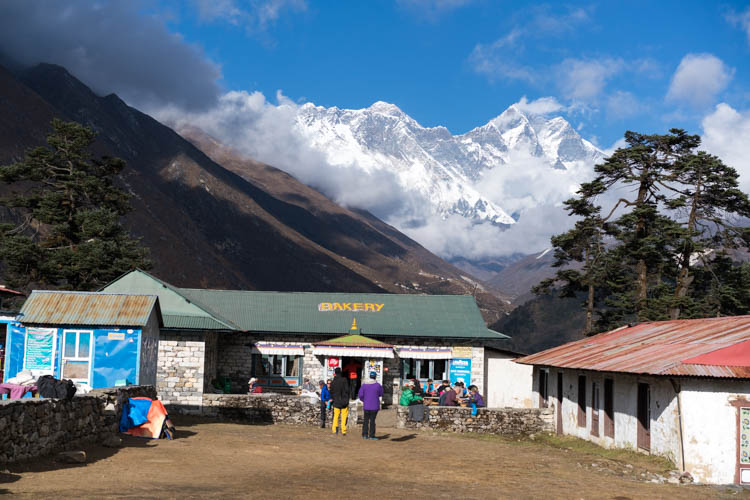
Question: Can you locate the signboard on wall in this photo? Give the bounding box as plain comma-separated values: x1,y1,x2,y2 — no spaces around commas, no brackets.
365,359,383,385
325,357,341,381
449,358,472,386
452,346,472,358
24,328,56,372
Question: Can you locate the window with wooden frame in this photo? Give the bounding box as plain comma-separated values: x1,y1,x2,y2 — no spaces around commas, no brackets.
604,378,614,438
577,375,587,427
538,369,549,408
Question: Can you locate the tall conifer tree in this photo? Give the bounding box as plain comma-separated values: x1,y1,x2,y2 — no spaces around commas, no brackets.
0,119,150,290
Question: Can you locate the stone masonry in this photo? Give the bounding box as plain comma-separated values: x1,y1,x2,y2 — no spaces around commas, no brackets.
201,393,357,429
0,385,156,465
157,332,206,412
396,406,554,435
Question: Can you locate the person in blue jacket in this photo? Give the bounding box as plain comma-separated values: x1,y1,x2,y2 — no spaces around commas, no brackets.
319,379,332,428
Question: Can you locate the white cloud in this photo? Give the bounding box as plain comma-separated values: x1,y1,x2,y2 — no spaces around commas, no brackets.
557,57,624,102
468,42,536,83
726,6,750,45
0,1,222,111
513,96,566,115
606,90,642,120
396,0,474,18
469,5,591,84
701,103,750,193
666,53,734,109
193,0,307,31
154,91,419,220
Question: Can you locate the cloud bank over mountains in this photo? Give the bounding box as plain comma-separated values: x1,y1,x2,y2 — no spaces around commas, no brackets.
0,0,747,261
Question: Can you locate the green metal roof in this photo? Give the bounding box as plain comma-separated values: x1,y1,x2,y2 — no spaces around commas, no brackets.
101,270,507,340
315,334,393,347
101,270,236,330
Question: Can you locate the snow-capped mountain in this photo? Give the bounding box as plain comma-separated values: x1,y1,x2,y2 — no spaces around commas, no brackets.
294,101,603,226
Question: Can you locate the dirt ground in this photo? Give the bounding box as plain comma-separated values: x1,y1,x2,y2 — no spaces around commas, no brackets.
1,416,748,499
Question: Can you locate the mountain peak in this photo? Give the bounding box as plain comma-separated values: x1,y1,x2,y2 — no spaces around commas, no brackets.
368,101,403,115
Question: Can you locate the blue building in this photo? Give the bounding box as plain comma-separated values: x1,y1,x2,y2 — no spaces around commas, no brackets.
3,291,162,389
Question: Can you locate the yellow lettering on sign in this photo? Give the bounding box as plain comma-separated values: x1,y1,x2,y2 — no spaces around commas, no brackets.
318,302,385,312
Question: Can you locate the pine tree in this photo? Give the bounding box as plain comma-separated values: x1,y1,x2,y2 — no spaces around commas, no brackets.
538,128,750,333
0,119,150,290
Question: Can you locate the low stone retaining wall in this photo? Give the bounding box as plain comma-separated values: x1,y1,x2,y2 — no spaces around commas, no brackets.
202,393,357,428
0,385,156,464
396,406,554,435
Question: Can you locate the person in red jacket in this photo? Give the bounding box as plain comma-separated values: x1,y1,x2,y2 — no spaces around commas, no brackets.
342,359,361,400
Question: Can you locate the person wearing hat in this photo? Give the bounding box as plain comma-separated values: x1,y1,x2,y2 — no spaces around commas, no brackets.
357,371,384,440
248,378,262,393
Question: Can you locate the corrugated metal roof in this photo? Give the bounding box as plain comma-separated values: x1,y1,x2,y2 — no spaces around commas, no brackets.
515,315,750,378
20,291,161,327
161,314,233,331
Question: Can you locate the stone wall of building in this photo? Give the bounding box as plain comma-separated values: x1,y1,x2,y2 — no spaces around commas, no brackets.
157,332,206,412
201,393,357,429
0,386,156,464
396,406,554,435
214,333,490,406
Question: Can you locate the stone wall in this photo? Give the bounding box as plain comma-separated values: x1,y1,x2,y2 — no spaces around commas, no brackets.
201,393,357,429
396,406,554,435
0,385,156,465
157,331,206,412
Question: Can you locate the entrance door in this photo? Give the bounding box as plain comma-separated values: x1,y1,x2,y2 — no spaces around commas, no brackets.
556,372,563,435
62,330,93,384
637,382,651,451
591,382,600,437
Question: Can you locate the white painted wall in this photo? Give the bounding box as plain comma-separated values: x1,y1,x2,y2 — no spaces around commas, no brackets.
485,351,533,408
533,368,682,469
680,378,750,484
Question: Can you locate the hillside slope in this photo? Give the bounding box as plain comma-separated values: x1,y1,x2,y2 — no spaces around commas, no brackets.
0,63,508,321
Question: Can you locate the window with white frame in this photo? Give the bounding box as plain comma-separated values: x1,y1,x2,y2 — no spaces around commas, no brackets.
403,359,447,381
252,354,301,378
62,330,93,381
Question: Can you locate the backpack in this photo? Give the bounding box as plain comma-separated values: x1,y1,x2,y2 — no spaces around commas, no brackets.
37,375,77,399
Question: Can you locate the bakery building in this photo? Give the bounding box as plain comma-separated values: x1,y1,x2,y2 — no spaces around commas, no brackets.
516,316,750,485
101,270,508,409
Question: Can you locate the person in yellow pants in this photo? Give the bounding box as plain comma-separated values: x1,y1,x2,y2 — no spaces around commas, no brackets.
330,367,350,435
332,406,349,435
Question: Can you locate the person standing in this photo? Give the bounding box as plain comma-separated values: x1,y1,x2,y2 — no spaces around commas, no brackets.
343,359,362,399
330,367,350,435
319,379,332,428
357,371,384,440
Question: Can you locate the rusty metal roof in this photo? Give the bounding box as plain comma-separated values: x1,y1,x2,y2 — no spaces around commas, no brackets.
20,291,162,327
515,315,750,378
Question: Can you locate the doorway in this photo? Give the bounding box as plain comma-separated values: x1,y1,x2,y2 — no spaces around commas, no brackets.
591,382,600,437
342,357,362,399
637,382,651,451
556,372,563,435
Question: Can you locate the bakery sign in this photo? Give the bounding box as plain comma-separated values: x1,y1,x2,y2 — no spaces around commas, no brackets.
318,302,384,312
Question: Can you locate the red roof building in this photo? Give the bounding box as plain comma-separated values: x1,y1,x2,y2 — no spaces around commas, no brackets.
515,316,750,485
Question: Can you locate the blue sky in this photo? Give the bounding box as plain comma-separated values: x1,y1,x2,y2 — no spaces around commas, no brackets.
2,0,750,258
154,0,750,147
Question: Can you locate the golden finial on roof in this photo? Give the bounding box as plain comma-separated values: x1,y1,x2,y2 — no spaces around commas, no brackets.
351,318,358,330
